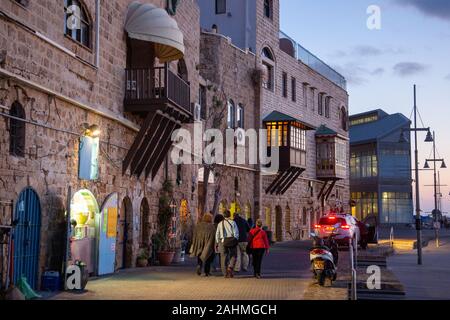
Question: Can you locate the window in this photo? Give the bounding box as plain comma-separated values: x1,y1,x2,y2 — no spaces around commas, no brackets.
291,77,296,102
64,0,91,48
310,88,315,111
227,100,235,128
325,96,331,118
351,192,378,222
261,47,275,91
341,107,348,131
236,104,244,129
350,149,378,179
215,0,226,14
9,101,26,157
318,93,324,116
302,208,307,226
382,192,412,223
264,0,272,19
266,122,289,147
199,85,207,120
290,124,306,151
14,0,29,7
302,83,308,108
282,72,288,98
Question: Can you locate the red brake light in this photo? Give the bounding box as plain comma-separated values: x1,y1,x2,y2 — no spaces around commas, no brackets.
314,224,321,229
328,216,336,220
312,249,327,255
341,225,350,230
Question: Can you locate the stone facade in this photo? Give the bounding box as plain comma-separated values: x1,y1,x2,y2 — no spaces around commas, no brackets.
0,0,201,287
198,0,350,241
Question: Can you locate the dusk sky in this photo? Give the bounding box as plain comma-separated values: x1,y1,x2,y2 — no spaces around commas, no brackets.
280,0,450,216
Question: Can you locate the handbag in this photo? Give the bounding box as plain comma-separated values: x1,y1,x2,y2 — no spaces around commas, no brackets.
246,229,261,254
222,220,239,248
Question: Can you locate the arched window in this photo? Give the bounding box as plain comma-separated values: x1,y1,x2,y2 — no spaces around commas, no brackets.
177,59,188,82
341,107,348,131
261,47,275,90
9,101,26,157
236,104,244,129
227,100,236,128
64,0,91,48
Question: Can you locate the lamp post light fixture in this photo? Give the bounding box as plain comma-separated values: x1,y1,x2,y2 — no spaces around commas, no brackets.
398,85,433,265
83,123,101,137
424,131,447,248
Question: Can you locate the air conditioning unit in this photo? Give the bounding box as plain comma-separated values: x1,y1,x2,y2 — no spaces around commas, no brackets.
193,103,201,122
235,128,246,146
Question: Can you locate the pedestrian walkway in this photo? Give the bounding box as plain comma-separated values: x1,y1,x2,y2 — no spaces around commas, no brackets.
387,238,450,300
49,241,317,300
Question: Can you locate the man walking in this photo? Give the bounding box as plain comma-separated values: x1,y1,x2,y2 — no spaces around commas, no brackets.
215,210,239,278
233,213,250,273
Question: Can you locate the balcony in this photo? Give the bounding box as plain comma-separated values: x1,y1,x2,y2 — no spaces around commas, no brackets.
124,65,191,117
315,125,348,180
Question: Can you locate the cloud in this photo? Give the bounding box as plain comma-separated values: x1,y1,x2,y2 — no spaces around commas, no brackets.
445,74,450,81
333,64,385,86
396,0,450,21
352,45,383,57
371,68,385,76
393,62,429,77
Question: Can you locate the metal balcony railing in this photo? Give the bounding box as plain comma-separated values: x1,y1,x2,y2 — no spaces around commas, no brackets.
279,30,347,90
125,65,191,114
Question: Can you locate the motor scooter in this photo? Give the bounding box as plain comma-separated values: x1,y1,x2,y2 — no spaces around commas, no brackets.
310,226,339,286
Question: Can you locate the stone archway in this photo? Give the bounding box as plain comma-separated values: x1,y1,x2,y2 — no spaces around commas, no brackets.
275,205,283,242
140,198,150,248
116,196,133,270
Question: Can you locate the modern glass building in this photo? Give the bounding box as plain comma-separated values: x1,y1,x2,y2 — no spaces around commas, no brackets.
349,110,413,225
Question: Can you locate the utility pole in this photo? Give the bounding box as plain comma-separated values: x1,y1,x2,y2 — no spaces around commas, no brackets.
400,85,434,265
424,132,446,248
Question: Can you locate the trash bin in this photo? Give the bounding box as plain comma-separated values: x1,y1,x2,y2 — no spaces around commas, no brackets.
41,271,61,292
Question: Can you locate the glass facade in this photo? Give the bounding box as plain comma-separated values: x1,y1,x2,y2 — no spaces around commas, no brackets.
381,192,413,223
351,192,378,221
350,149,378,178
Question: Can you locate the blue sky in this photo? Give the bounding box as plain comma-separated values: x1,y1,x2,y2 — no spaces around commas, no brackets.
280,0,450,215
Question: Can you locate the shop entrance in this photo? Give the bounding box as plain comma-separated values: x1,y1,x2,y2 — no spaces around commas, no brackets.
116,197,133,269
13,187,41,289
70,189,99,275
275,206,283,242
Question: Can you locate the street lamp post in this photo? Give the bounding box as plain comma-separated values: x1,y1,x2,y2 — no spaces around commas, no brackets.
424,131,447,248
399,85,433,265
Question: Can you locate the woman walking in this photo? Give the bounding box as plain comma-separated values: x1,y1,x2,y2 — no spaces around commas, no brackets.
248,219,270,279
189,213,216,276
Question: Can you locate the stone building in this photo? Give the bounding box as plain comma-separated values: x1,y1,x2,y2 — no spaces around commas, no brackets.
198,0,350,241
0,0,201,289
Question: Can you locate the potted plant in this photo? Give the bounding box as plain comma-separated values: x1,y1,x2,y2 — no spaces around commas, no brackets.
155,180,176,266
136,248,149,267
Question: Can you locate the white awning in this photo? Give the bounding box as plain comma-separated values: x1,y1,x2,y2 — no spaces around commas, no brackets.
125,2,184,63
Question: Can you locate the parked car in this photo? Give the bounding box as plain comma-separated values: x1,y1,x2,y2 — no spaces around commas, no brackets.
314,214,360,247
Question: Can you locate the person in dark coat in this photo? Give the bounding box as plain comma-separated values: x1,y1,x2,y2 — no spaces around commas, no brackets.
248,219,270,279
233,213,250,272
190,213,216,276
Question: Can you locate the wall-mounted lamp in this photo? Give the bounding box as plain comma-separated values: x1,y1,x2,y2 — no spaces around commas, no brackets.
83,123,101,137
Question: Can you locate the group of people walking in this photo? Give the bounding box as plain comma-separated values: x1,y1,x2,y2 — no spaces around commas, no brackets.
190,210,270,279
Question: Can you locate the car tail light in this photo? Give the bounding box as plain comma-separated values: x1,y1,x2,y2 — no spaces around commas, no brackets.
341,225,350,230
314,224,321,229
311,249,327,255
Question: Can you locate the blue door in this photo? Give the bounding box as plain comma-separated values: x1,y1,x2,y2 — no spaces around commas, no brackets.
97,193,118,275
13,188,41,289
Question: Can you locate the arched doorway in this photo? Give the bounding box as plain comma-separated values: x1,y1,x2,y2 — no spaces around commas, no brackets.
285,205,291,235
70,189,100,274
140,198,150,248
116,197,133,269
244,203,251,221
229,201,241,219
219,201,227,216
265,207,272,229
13,187,41,289
275,206,283,242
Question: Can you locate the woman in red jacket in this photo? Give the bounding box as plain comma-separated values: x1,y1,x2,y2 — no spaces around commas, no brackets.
248,219,270,279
